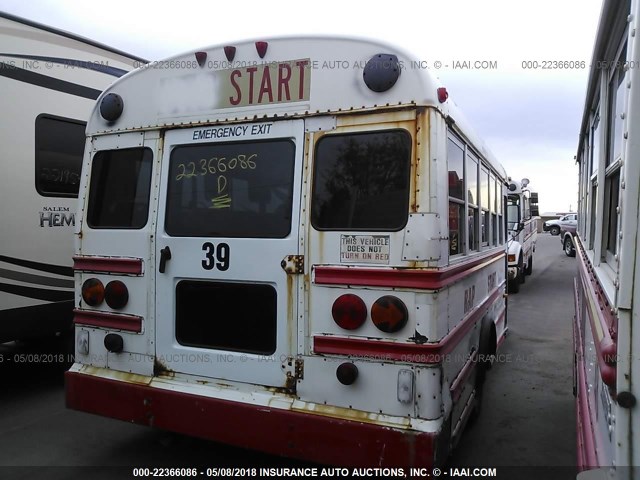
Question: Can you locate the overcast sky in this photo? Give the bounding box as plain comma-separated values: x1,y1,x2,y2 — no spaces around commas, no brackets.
1,0,603,213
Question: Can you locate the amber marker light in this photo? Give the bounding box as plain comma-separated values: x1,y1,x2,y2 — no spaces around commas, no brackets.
371,295,408,333
81,278,105,307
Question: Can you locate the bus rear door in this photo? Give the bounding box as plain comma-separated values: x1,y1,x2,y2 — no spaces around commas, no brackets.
154,119,304,388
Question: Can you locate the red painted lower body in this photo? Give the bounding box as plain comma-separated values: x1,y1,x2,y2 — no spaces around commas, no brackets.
65,371,436,467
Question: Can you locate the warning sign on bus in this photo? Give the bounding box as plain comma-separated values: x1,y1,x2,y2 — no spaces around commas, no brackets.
340,235,390,264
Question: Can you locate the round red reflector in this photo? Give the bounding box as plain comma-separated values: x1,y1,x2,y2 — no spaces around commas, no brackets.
81,278,104,307
371,295,408,333
331,294,367,330
105,280,129,309
336,362,359,385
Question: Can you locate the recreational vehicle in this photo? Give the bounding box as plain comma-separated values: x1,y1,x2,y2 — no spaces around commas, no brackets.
0,12,143,342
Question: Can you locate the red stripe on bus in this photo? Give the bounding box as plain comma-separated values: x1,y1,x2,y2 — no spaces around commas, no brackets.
575,241,617,389
65,371,437,467
73,308,142,333
73,256,143,275
574,294,599,469
450,349,477,404
313,249,504,290
313,286,504,363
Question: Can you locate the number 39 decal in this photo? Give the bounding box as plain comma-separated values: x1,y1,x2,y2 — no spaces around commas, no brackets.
202,242,230,271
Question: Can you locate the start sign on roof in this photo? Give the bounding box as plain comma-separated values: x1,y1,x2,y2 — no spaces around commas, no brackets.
223,59,311,108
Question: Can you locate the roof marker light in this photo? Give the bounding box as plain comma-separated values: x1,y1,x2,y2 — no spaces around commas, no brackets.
224,46,236,62
99,93,123,122
195,51,207,67
255,41,268,58
437,87,449,103
363,54,401,92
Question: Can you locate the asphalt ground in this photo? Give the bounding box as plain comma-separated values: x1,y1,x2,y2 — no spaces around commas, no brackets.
452,233,577,479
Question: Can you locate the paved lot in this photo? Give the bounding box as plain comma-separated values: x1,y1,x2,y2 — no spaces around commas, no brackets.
453,233,577,478
0,234,577,478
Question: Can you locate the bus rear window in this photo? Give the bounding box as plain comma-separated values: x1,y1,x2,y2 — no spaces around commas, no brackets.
165,140,295,238
87,148,153,229
311,130,411,230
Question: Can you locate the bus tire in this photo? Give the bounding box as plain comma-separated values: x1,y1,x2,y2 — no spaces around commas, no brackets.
470,317,495,424
508,275,520,294
525,255,533,275
434,414,452,467
477,317,496,382
519,256,525,284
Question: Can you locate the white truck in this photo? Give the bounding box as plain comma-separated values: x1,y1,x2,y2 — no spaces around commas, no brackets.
506,178,539,293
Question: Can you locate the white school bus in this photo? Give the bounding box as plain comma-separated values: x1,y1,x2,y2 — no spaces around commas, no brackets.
574,0,640,476
65,37,508,467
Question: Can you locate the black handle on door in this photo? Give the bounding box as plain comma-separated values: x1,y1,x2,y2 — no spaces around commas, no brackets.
159,246,172,273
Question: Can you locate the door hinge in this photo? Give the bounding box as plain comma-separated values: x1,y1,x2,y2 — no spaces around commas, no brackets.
284,357,304,390
295,358,304,379
281,255,304,274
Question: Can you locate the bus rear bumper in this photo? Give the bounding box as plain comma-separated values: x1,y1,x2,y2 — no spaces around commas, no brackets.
65,369,437,467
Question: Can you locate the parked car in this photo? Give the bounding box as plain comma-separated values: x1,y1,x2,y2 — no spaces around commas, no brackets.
544,213,577,236
561,223,577,257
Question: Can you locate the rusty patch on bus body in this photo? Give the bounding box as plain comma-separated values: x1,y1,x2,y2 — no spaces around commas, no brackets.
281,255,304,274
153,358,175,378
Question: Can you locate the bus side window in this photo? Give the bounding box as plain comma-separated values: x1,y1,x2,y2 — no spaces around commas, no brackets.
87,148,153,229
447,137,465,255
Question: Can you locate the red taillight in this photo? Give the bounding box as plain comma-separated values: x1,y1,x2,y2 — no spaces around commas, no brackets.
332,294,367,330
105,280,129,309
81,278,104,307
371,296,408,333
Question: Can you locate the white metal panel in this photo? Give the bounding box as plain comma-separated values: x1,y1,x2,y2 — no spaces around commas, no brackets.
296,355,415,417
402,212,442,261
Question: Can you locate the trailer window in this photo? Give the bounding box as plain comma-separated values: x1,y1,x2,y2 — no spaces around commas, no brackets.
35,115,86,197
165,140,295,238
311,130,411,230
87,148,153,229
